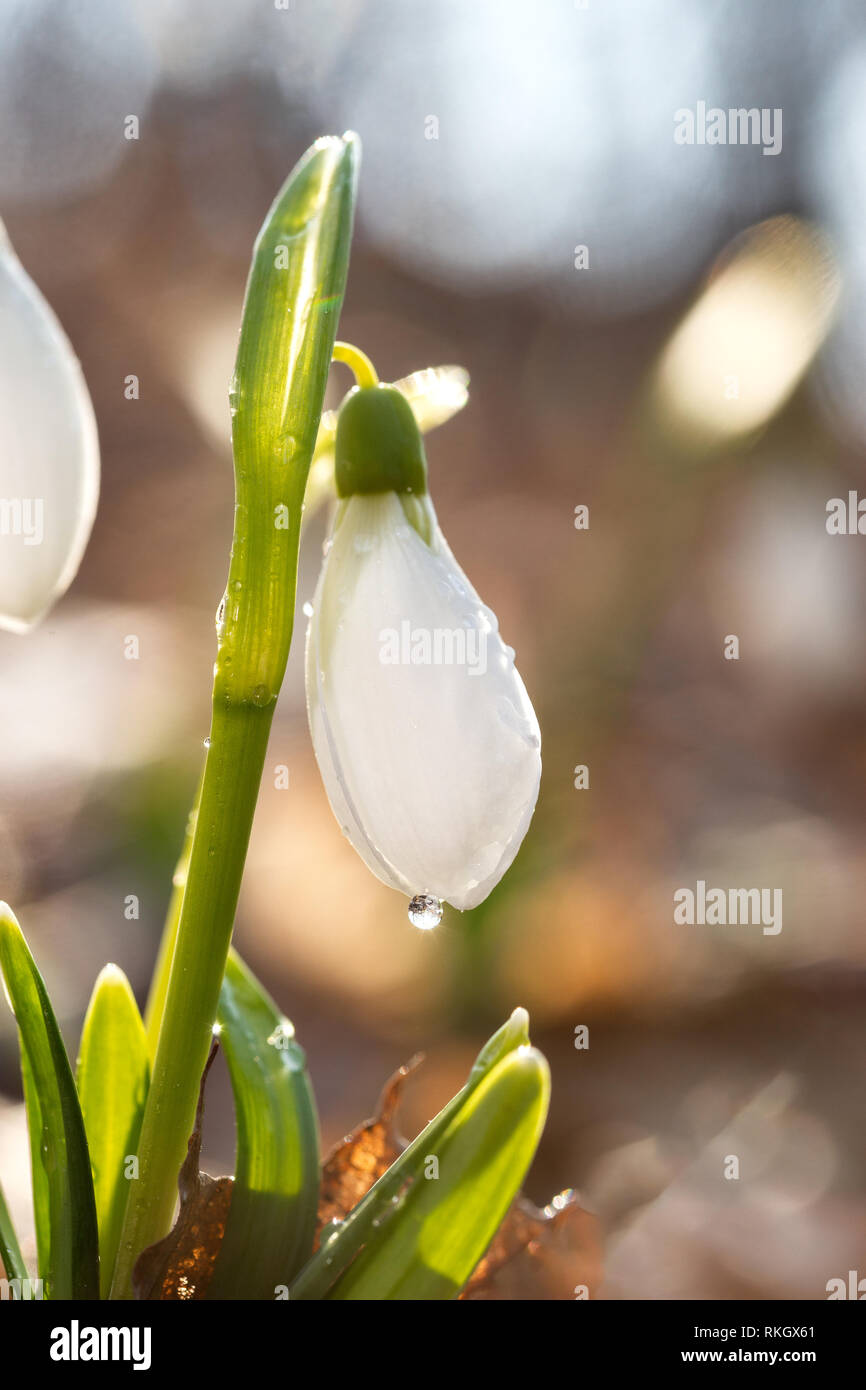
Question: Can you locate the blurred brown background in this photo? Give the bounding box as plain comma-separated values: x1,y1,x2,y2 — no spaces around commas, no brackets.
2,0,866,1299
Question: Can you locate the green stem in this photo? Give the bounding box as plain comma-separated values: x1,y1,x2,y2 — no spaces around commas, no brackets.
110,133,358,1298
111,710,272,1300
332,340,379,389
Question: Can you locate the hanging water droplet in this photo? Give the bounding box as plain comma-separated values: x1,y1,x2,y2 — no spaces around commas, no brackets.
408,894,443,930
203,736,211,748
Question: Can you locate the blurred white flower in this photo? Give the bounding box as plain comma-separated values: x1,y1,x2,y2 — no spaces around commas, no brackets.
305,489,541,911
0,222,99,633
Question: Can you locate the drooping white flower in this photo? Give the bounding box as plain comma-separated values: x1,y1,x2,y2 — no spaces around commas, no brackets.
0,222,99,633
305,368,541,914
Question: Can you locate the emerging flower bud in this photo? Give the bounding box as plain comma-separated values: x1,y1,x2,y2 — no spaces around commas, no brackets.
305,366,541,914
0,223,99,633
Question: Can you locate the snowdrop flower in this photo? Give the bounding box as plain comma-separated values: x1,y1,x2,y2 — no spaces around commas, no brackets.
0,221,99,633
305,345,541,918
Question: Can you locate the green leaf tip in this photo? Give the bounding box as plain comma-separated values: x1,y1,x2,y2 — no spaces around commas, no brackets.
290,1007,545,1302
328,1043,550,1300
77,961,149,1298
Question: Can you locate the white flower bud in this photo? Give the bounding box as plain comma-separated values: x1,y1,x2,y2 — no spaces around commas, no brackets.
0,223,99,632
305,491,541,911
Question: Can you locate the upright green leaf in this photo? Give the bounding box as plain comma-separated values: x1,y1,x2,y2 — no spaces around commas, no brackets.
0,903,99,1299
20,1044,49,1281
76,965,149,1298
290,1007,533,1300
328,1045,550,1300
207,952,319,1299
0,1175,27,1286
112,133,359,1299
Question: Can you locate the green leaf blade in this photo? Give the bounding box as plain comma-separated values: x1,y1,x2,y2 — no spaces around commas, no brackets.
76,965,149,1299
220,130,360,706
0,1176,27,1286
207,952,320,1300
328,1045,550,1301
110,134,358,1300
0,903,99,1299
290,1007,535,1301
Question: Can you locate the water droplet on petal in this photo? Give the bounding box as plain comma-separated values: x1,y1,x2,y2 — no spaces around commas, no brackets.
203,736,211,748
408,894,443,930
302,601,314,618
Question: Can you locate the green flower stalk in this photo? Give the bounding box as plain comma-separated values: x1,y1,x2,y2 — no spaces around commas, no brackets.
110,134,359,1298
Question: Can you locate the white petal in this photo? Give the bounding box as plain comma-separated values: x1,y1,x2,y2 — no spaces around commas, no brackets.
0,223,99,633
305,492,541,910
391,364,470,433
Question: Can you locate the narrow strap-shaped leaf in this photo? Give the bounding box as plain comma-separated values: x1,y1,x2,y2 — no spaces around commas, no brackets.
111,134,358,1300
0,903,99,1299
207,952,320,1299
76,965,149,1298
328,1045,550,1300
0,1175,27,1285
290,1006,531,1300
20,1043,49,1280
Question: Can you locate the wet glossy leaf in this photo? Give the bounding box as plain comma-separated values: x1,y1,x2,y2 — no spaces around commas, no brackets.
0,1176,26,1285
291,1007,531,1300
76,964,149,1298
327,1045,550,1300
0,903,99,1299
207,952,320,1299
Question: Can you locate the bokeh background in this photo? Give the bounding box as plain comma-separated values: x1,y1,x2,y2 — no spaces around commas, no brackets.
2,0,866,1299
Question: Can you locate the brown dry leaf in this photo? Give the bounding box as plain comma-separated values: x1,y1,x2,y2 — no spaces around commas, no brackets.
460,1191,603,1301
315,1055,422,1245
133,1041,233,1301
